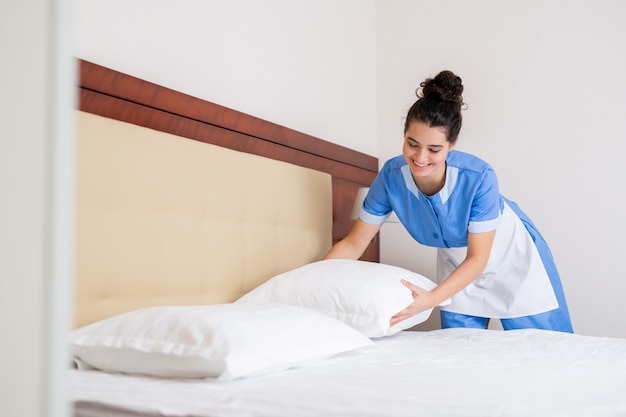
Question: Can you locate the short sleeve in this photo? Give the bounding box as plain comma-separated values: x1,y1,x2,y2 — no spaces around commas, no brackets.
468,166,502,233
360,169,393,225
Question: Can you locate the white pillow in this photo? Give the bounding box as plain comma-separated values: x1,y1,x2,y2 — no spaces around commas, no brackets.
237,259,450,338
67,303,372,380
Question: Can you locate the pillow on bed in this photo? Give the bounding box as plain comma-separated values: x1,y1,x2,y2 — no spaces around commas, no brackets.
236,259,450,338
67,303,372,381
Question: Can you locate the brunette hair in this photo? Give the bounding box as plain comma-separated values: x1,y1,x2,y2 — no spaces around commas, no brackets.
404,70,465,143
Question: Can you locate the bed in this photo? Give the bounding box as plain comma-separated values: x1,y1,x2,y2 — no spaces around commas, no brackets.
68,60,626,417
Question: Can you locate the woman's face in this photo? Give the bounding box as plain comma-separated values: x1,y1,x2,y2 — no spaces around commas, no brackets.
402,121,455,182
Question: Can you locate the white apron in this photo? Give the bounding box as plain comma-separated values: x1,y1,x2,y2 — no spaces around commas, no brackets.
437,201,559,318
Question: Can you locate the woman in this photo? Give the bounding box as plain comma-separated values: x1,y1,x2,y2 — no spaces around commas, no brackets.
324,70,573,332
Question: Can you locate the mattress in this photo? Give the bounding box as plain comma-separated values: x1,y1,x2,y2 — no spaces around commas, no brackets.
69,328,626,417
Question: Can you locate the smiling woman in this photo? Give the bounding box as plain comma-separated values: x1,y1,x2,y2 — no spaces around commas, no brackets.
325,70,573,333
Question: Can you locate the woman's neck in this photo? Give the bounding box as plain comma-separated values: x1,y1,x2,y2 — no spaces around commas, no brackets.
413,164,446,196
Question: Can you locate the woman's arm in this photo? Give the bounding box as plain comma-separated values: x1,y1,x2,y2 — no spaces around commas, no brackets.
390,229,496,326
323,219,383,260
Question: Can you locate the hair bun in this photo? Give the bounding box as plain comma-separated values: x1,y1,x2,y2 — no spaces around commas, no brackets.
419,70,464,108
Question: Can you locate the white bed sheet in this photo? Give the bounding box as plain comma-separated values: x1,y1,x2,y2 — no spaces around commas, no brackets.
68,328,626,417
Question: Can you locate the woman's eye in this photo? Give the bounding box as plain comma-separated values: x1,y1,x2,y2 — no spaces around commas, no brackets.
429,149,441,153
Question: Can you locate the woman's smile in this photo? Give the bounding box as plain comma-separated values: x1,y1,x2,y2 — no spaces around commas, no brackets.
409,159,431,171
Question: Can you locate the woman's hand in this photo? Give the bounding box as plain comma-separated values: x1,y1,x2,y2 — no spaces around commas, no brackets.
390,279,436,327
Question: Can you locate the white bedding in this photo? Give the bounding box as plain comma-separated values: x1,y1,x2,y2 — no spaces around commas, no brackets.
69,328,626,417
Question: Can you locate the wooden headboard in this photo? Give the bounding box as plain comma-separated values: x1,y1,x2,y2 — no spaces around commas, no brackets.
77,59,379,261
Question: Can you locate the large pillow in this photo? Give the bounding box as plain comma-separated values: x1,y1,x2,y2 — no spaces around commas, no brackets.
236,259,450,338
67,303,372,380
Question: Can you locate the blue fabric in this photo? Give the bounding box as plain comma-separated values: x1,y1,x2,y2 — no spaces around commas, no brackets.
440,311,490,329
362,151,503,248
441,308,573,333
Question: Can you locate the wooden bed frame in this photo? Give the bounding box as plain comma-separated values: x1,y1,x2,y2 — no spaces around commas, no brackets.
77,59,379,262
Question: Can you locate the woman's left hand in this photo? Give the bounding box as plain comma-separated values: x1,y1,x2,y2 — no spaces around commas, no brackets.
390,279,435,327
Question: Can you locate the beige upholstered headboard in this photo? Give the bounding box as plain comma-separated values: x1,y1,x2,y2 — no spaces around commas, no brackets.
75,111,332,327
75,60,379,328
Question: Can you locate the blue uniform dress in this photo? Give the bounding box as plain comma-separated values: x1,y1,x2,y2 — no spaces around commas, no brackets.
360,151,573,332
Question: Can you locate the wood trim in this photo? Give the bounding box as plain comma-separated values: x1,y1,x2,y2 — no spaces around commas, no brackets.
77,59,379,262
78,60,377,176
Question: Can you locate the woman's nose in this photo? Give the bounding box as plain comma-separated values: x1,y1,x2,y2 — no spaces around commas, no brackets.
416,148,429,162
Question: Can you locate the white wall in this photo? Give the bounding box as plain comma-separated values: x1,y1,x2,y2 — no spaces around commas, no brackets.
74,0,626,338
4,1,621,414
377,0,626,337
1,0,74,416
74,0,378,157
